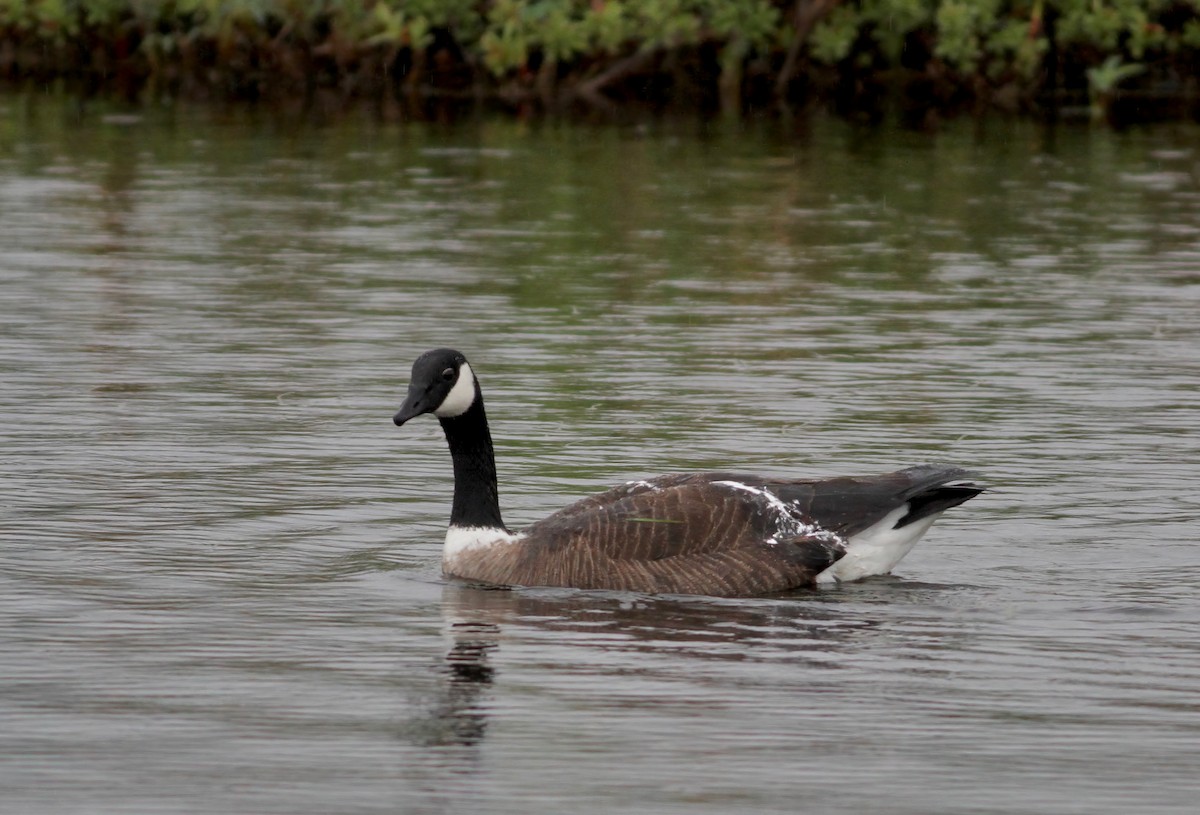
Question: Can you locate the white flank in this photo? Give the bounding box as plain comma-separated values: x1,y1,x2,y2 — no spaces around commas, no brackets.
712,480,842,545
434,362,477,418
624,479,663,492
817,504,939,583
443,525,522,569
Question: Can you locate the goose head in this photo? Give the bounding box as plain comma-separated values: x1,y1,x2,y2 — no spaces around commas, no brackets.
393,348,479,426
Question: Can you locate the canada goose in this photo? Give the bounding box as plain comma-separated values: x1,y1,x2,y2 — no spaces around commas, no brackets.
394,348,984,597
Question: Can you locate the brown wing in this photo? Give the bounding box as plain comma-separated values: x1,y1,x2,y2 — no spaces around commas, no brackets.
533,474,699,524
502,481,845,596
526,535,845,596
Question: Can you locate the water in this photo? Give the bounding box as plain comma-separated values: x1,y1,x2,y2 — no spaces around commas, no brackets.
2,98,1199,814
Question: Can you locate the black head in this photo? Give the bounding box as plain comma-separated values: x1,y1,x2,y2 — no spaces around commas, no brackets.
393,348,478,426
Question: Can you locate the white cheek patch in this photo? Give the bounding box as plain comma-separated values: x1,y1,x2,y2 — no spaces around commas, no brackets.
434,362,477,418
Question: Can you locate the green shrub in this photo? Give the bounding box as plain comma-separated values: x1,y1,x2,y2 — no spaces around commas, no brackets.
0,0,1197,115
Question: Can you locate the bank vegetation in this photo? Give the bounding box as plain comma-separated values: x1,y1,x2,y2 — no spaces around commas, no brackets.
2,1,1199,121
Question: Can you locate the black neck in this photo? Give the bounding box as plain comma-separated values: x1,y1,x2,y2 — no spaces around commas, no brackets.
439,395,506,531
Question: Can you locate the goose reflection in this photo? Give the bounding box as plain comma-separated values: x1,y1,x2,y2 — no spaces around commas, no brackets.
407,618,499,750
438,583,890,663
411,577,972,755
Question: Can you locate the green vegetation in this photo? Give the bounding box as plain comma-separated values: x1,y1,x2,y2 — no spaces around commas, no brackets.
1,1,1199,120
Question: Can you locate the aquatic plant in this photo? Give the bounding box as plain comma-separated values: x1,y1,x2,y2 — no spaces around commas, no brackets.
1086,53,1146,119
1087,54,1146,94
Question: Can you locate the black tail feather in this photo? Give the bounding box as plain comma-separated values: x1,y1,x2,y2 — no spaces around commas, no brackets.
897,478,985,528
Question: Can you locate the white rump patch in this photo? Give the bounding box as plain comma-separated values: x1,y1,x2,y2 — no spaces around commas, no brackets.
817,503,938,583
443,525,522,568
712,480,841,546
434,362,477,418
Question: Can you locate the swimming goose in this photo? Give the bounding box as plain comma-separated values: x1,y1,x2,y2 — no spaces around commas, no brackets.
393,348,984,597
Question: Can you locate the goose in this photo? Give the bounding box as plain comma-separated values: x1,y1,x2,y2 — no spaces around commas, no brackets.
393,348,984,597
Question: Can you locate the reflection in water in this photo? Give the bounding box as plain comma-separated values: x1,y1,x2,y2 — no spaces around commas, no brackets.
406,620,498,751
410,584,890,776
406,583,898,797
399,580,995,810
438,583,887,665
435,624,496,748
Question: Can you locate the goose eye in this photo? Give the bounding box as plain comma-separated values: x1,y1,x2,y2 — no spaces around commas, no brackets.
441,368,455,381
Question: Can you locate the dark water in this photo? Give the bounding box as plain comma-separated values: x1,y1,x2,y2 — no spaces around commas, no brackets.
2,98,1199,814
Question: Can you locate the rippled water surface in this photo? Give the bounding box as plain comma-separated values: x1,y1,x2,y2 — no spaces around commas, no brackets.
3,98,1199,814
